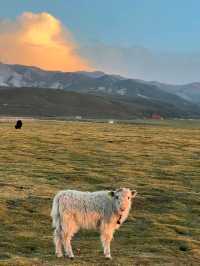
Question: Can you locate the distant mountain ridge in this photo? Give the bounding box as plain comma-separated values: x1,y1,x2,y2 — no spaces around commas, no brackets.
1,62,200,104
0,63,200,118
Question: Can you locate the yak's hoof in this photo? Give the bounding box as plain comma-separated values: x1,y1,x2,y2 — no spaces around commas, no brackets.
105,256,112,260
69,256,74,260
56,253,63,258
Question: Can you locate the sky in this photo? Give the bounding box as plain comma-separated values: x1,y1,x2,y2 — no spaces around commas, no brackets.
0,0,200,84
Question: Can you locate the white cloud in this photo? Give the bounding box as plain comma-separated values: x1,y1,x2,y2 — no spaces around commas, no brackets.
0,12,91,72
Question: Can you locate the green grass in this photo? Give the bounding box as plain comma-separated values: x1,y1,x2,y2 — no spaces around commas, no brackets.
0,119,200,265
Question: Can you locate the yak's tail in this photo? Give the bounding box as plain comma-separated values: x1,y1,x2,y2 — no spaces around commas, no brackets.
51,192,64,255
51,192,61,230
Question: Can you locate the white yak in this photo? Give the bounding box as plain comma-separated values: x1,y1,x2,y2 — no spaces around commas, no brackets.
51,188,137,259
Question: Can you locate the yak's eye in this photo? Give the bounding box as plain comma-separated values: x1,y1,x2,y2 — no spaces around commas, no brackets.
128,197,130,200
115,195,119,199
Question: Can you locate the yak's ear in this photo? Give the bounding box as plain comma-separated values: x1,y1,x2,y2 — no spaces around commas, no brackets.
131,190,137,198
108,191,115,197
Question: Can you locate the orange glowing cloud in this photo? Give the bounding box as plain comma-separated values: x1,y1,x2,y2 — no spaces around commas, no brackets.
0,12,91,71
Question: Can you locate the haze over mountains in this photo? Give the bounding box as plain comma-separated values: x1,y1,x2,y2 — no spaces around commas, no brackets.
0,62,200,119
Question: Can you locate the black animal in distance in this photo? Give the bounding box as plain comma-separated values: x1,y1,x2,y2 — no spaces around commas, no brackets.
15,120,22,129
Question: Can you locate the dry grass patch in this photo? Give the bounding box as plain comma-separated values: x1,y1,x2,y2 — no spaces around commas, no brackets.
0,119,200,265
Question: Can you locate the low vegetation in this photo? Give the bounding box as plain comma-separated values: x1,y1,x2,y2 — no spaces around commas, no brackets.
0,119,200,265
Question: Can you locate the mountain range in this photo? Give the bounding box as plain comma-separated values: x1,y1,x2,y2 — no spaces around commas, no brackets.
0,62,200,118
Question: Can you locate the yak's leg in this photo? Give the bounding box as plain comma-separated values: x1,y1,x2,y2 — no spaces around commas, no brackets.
100,225,114,259
62,214,79,259
54,228,63,257
63,232,74,258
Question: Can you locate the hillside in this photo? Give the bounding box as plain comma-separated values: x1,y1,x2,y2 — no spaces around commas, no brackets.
0,87,200,118
0,119,200,265
1,63,200,118
151,81,200,104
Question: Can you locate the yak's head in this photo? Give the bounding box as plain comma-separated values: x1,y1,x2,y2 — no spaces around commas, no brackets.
109,188,137,213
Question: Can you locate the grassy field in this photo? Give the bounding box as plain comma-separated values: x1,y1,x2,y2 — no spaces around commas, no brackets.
0,119,200,266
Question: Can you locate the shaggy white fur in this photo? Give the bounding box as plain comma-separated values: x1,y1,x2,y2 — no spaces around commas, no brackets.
51,188,137,259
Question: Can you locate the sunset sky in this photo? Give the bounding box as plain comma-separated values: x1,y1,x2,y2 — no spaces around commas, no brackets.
0,0,200,84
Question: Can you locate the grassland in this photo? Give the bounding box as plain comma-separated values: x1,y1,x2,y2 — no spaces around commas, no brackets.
0,119,200,266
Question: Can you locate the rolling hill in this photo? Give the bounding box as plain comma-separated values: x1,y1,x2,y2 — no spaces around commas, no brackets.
0,87,200,118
